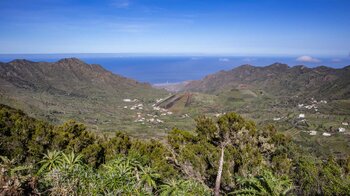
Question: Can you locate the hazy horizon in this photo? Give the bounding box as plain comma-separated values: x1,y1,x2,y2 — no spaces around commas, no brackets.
1,54,349,84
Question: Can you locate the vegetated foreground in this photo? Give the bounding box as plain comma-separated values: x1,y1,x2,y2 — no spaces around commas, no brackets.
1,104,350,195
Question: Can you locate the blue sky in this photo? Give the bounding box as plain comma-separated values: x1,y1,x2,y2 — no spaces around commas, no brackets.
0,0,349,56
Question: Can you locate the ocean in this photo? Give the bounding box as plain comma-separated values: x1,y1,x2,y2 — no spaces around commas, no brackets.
0,54,349,84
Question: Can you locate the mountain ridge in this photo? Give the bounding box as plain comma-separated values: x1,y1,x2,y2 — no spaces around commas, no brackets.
0,58,155,94
0,58,168,133
183,63,350,99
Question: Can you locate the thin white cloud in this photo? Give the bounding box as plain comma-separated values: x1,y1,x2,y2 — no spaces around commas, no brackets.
111,0,130,8
296,55,320,63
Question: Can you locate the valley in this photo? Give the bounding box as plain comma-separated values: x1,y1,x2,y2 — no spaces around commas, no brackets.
0,58,349,157
2,1,350,194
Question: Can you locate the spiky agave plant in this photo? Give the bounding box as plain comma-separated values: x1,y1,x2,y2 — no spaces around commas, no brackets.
101,157,138,194
37,150,63,174
60,151,83,170
158,179,183,195
38,151,85,195
231,170,293,196
158,179,211,196
139,166,160,190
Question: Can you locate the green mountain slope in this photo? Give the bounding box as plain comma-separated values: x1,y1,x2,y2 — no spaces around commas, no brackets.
184,63,350,99
158,63,350,157
0,58,168,134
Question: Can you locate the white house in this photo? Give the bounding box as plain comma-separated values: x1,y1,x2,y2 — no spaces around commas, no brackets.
342,122,349,126
309,130,317,135
322,132,331,137
298,114,305,118
339,127,346,133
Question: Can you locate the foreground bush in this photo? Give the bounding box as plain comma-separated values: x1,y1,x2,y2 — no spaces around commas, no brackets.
1,104,349,195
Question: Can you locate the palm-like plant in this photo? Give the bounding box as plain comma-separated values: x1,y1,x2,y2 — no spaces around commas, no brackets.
158,179,211,196
231,170,293,196
100,156,163,194
61,151,83,170
42,152,84,195
140,167,160,190
159,179,183,196
37,150,62,174
102,157,136,192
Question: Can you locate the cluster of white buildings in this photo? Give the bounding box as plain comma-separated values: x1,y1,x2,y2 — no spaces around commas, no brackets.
134,116,164,124
306,130,331,136
130,104,143,110
310,97,327,104
298,98,327,112
307,126,347,137
307,131,331,137
298,103,318,112
152,106,173,116
123,103,144,110
270,97,348,138
122,97,178,125
133,111,166,124
123,98,143,110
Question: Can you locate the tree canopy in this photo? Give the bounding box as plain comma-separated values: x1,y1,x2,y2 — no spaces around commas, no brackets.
1,104,349,195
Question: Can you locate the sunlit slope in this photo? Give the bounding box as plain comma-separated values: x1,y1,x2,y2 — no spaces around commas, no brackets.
0,58,168,134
